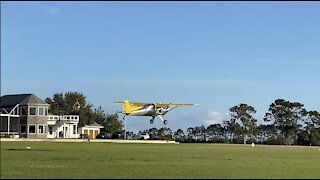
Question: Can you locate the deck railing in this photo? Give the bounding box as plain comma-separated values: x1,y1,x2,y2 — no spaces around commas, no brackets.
48,115,79,122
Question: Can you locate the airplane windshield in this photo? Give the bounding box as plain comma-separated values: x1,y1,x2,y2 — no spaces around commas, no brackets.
142,104,153,109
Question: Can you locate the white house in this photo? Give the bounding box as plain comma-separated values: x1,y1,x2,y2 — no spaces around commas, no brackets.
47,115,79,138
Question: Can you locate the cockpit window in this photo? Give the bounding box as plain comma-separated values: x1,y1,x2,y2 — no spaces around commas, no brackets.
141,104,153,109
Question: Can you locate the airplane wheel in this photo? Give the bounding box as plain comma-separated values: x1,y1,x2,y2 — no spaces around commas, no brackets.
163,120,168,125
150,119,154,124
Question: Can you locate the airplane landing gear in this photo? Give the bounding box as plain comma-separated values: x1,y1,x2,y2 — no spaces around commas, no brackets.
157,115,168,125
150,116,155,124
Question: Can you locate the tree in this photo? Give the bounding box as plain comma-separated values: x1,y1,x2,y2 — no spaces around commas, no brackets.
303,111,320,145
64,92,88,114
257,124,279,144
196,125,206,142
264,99,306,145
229,103,257,144
104,114,123,134
45,93,65,115
174,129,185,142
158,127,173,140
223,119,236,143
78,105,95,127
189,125,206,142
187,127,195,142
207,123,226,143
93,106,108,130
147,128,159,139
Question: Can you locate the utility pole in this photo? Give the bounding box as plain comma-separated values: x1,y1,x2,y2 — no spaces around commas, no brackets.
123,116,126,139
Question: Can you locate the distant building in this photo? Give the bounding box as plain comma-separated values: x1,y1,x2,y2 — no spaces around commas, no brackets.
0,93,79,139
78,122,103,139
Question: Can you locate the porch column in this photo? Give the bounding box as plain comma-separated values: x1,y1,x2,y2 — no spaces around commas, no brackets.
8,116,10,134
63,123,66,138
75,124,78,138
69,124,71,138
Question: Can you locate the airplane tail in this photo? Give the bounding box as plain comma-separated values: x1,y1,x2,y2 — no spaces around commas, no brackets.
114,100,133,114
123,100,132,113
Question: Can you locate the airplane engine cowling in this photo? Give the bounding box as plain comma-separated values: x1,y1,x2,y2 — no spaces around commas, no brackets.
156,108,164,114
156,107,169,115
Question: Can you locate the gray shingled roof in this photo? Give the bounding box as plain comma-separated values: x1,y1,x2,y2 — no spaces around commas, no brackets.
0,94,49,108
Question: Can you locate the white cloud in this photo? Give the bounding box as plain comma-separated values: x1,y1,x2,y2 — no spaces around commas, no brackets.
179,111,230,126
201,111,229,126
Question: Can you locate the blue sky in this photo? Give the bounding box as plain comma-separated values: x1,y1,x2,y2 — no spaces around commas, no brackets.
2,2,320,132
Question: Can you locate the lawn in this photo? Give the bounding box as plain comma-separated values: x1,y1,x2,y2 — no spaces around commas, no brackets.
1,142,320,179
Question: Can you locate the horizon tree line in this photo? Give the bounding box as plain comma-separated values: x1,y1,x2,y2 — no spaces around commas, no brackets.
45,92,320,146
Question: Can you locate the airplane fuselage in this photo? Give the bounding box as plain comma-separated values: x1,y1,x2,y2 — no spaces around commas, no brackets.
125,104,169,116
126,105,155,116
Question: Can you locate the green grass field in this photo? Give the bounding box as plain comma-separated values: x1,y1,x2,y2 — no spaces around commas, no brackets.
1,141,320,179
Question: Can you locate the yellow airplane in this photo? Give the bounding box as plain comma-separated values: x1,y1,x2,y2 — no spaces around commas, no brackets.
114,100,198,125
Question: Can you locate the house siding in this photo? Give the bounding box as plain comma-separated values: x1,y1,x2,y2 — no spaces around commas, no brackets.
27,116,48,125
27,116,48,139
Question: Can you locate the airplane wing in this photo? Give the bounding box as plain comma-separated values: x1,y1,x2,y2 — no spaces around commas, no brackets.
129,102,148,106
114,100,198,107
155,103,198,107
114,101,148,107
114,101,124,104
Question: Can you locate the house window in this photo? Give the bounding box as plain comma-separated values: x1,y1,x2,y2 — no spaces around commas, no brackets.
73,125,76,134
38,107,44,116
21,125,26,133
45,107,48,116
38,125,45,134
29,107,36,116
28,125,36,134
20,107,28,116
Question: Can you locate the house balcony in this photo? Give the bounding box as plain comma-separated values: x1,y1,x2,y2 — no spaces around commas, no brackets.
48,115,79,125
